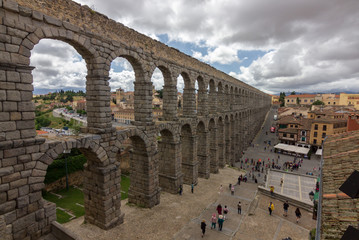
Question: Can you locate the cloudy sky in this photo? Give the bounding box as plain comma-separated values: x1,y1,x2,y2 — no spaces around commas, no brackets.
31,0,359,95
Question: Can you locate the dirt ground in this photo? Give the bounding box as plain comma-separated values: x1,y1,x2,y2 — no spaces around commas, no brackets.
64,167,244,240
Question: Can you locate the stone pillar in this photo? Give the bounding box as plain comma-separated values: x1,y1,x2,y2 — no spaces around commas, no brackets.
83,161,124,229
158,138,183,194
182,87,196,117
217,121,225,168
86,75,112,133
197,89,208,116
197,122,210,178
209,125,218,173
128,128,160,207
162,84,178,121
181,127,198,184
225,119,230,165
134,81,153,124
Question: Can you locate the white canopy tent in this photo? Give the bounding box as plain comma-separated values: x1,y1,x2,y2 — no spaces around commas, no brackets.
274,143,310,156
315,149,322,156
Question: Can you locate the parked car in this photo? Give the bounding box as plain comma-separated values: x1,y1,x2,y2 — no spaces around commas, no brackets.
270,127,276,133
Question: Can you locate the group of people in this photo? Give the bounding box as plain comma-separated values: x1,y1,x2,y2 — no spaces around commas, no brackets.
268,201,302,223
201,201,242,237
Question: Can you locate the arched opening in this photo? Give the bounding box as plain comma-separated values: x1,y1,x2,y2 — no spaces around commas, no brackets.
208,119,218,173
158,129,182,193
109,57,136,125
230,86,234,111
177,75,185,115
224,85,229,112
197,121,210,179
150,67,165,121
180,124,198,184
230,114,235,166
217,117,225,168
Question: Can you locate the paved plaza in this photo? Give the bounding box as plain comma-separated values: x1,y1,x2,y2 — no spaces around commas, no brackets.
266,170,317,205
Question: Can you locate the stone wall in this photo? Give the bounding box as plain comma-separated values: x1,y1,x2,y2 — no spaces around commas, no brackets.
0,0,271,239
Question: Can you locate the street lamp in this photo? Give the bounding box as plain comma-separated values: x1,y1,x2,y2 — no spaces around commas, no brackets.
63,149,71,191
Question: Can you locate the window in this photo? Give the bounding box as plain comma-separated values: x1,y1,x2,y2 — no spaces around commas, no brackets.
287,99,289,102
295,125,298,128
313,139,317,144
310,100,314,102
301,131,306,136
301,137,306,141
291,99,294,102
290,134,294,138
290,125,293,127
328,102,330,104
333,102,336,105
322,133,326,138
283,133,287,137
323,125,327,131
304,99,307,102
314,132,318,137
314,124,318,130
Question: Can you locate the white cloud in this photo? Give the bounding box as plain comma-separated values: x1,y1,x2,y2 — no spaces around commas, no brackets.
31,0,359,94
192,46,240,65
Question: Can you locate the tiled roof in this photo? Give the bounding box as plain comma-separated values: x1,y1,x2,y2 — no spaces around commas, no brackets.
320,130,359,239
286,94,316,98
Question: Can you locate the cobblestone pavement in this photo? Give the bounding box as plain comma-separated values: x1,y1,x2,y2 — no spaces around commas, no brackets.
236,107,321,185
266,170,317,204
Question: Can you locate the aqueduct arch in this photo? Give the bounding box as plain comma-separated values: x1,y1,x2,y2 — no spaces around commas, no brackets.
0,0,271,239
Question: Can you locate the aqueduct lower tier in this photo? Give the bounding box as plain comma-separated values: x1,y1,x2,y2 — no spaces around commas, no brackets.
0,0,271,239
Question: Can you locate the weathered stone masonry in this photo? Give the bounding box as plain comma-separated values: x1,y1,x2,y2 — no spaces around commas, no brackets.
0,0,271,239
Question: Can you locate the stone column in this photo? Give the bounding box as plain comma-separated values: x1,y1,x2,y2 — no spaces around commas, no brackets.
86,75,112,133
197,89,208,116
181,135,198,184
162,84,178,121
83,161,124,229
209,126,218,173
134,81,153,124
158,139,183,194
182,87,196,117
217,121,225,168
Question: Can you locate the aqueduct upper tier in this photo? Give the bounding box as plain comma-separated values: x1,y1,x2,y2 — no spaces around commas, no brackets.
0,0,271,239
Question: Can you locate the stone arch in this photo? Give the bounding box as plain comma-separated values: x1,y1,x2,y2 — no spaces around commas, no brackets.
208,118,218,173
197,121,209,179
110,48,153,124
38,136,122,230
158,128,183,194
154,64,177,121
224,84,230,111
180,123,198,184
115,128,160,208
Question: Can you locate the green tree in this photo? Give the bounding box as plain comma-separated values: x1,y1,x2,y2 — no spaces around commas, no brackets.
290,91,296,95
296,97,300,105
279,92,286,107
312,100,324,105
156,89,163,99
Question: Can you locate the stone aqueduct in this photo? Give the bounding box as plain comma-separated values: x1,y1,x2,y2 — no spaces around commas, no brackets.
0,0,271,239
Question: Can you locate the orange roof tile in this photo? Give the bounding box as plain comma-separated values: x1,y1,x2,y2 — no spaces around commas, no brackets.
286,94,316,98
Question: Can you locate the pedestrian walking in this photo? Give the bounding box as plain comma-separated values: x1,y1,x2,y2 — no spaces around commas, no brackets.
231,185,235,195
216,204,222,215
219,185,223,194
237,201,242,214
201,219,207,237
178,185,183,195
223,205,229,220
218,215,224,231
280,178,283,187
270,186,275,196
295,208,302,223
210,213,217,229
283,201,289,217
191,183,194,193
268,202,274,215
